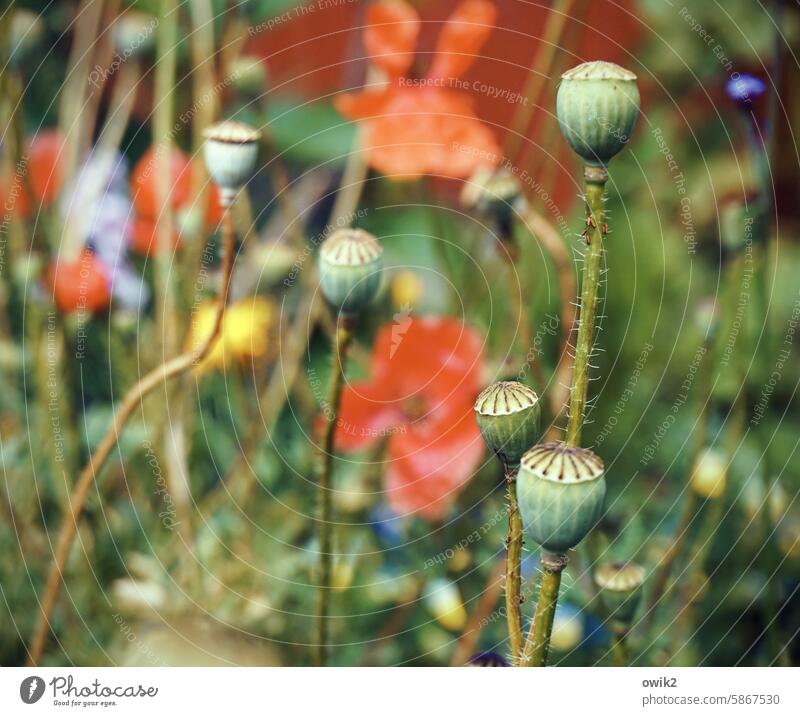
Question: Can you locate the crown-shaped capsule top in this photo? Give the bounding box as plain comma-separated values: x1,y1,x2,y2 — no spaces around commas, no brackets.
474,381,538,416
561,60,637,82
520,441,604,484
203,120,262,145
319,229,382,266
203,121,262,203
318,229,384,316
594,562,645,593
474,381,540,468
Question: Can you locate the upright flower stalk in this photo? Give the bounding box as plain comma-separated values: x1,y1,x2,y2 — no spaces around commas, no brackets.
516,61,640,667
314,228,384,666
474,381,541,664
26,121,260,666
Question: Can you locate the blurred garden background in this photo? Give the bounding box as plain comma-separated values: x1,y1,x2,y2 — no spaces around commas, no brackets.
0,0,799,666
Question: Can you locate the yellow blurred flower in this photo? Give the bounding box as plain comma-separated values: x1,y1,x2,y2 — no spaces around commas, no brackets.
188,296,273,374
391,270,423,310
690,448,727,499
423,578,467,632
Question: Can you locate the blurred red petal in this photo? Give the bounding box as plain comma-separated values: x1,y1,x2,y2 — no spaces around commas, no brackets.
335,380,402,452
130,146,193,218
385,407,484,521
364,0,421,78
48,250,111,314
334,89,394,120
28,130,64,206
427,0,497,81
370,315,485,403
353,86,500,179
130,216,181,257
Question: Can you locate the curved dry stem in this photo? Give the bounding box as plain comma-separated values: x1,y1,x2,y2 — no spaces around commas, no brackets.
26,210,237,666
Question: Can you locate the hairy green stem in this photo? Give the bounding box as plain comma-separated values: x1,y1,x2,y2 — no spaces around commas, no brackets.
505,465,524,664
565,173,607,446
521,552,567,666
313,319,354,666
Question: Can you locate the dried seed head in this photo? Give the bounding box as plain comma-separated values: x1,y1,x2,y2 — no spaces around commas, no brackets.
202,121,262,203
557,60,640,167
318,228,384,316
474,381,540,468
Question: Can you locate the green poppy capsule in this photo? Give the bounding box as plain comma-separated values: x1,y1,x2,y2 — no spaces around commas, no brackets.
318,228,384,317
474,381,541,469
594,562,646,625
517,441,606,553
556,61,640,167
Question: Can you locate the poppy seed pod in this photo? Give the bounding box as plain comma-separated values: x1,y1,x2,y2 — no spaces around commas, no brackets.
594,562,645,624
690,448,727,499
202,121,262,206
474,381,540,468
318,228,384,316
517,441,606,553
556,61,640,167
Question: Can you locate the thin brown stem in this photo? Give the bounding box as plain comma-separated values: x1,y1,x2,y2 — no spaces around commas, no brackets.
505,0,574,163
521,552,567,666
26,209,237,666
505,465,524,664
313,318,354,667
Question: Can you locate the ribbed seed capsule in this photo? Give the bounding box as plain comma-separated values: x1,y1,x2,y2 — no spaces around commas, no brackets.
594,562,645,624
556,61,640,167
474,381,540,468
318,228,384,316
517,441,606,553
202,121,262,205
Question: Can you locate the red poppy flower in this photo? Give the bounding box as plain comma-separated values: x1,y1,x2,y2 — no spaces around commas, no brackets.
130,146,224,231
363,0,420,78
130,146,193,218
48,249,111,314
0,130,64,217
130,216,181,257
334,0,500,180
336,316,486,521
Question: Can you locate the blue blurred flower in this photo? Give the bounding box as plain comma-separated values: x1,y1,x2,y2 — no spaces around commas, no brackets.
369,503,408,547
725,74,766,108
